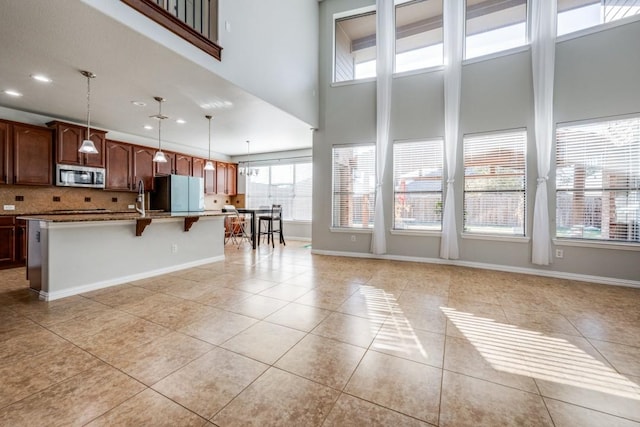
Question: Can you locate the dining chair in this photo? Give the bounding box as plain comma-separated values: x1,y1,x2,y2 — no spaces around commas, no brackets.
223,205,250,248
257,204,285,248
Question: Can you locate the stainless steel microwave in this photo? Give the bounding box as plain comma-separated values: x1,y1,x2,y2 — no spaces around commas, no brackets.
56,164,105,189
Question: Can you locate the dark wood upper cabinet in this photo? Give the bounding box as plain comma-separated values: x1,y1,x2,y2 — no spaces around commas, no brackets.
13,124,52,186
154,151,175,176
105,140,133,191
192,157,204,178
175,154,192,176
0,121,10,184
84,130,107,168
193,157,216,194
216,161,227,194
227,163,237,196
133,146,155,192
47,121,106,168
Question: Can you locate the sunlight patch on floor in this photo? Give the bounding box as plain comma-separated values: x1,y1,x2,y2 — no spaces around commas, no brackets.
360,285,428,359
441,307,640,400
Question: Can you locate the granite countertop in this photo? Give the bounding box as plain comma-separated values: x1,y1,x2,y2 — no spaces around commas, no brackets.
18,210,227,222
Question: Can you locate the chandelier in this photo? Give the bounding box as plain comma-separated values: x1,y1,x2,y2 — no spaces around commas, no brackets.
239,140,259,176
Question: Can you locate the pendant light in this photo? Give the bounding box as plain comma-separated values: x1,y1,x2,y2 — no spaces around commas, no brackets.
204,115,215,171
78,71,99,154
239,140,258,176
151,96,168,163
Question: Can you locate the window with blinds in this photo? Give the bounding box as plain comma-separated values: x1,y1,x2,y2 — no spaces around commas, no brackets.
465,0,528,60
463,129,527,236
246,162,313,221
395,0,443,74
556,117,640,243
393,139,443,230
557,0,640,37
332,145,376,228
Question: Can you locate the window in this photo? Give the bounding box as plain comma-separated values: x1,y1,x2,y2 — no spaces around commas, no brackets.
558,0,640,37
463,129,527,236
556,117,640,243
393,139,444,230
395,0,443,73
465,0,528,60
332,145,376,228
246,162,313,221
334,10,377,82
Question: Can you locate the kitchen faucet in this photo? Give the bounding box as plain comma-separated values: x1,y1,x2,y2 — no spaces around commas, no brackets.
135,179,145,217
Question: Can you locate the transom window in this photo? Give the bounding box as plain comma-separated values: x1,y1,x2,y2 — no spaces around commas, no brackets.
334,11,377,82
556,117,640,243
463,129,527,236
464,0,528,60
558,0,640,37
332,145,376,228
393,139,444,230
395,0,444,73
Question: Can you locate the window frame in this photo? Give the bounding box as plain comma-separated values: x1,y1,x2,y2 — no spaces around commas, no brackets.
392,138,444,232
332,6,378,84
245,160,313,222
394,0,445,75
557,0,640,39
331,143,377,230
462,128,528,237
463,0,531,61
554,114,640,245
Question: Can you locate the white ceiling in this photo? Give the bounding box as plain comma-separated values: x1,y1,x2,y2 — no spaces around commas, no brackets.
0,0,313,158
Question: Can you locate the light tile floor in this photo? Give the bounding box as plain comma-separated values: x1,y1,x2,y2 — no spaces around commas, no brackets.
1,241,640,426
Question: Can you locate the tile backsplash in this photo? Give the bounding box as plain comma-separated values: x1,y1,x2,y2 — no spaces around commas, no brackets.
0,185,246,214
0,185,137,214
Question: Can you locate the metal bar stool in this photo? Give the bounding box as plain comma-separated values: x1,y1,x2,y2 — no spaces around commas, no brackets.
257,204,285,248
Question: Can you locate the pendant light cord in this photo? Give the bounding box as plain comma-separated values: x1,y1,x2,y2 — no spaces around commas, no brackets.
86,74,91,137
208,116,212,160
158,99,162,151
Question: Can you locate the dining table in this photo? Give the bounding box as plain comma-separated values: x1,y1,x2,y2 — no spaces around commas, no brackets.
236,208,272,249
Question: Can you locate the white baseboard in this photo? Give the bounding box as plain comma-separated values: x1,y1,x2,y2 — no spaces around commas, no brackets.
310,249,640,288
39,255,226,301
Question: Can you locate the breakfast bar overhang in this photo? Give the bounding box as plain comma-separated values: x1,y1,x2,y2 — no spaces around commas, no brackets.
20,212,227,301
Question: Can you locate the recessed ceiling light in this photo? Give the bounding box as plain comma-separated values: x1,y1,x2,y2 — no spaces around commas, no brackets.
144,125,153,130
3,90,22,97
131,101,147,107
176,119,186,124
31,74,52,83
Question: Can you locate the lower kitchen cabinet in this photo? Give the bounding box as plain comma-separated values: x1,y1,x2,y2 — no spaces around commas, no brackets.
0,216,26,269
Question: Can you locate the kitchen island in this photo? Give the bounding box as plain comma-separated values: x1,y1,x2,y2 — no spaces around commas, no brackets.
20,211,227,301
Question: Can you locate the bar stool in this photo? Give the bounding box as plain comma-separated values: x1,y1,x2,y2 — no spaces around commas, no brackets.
257,205,285,248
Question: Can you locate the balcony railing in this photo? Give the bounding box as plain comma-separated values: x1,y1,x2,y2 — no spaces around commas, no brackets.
121,0,222,60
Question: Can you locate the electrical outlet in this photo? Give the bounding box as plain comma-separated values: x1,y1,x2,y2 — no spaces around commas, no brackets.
3,205,15,211
171,243,178,253
555,249,564,259
350,235,356,242
128,204,135,209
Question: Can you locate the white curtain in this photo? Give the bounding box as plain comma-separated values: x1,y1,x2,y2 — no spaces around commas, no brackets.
371,0,394,255
440,0,463,260
531,0,557,265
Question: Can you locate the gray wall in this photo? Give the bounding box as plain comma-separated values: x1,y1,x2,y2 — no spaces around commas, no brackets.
314,0,640,283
